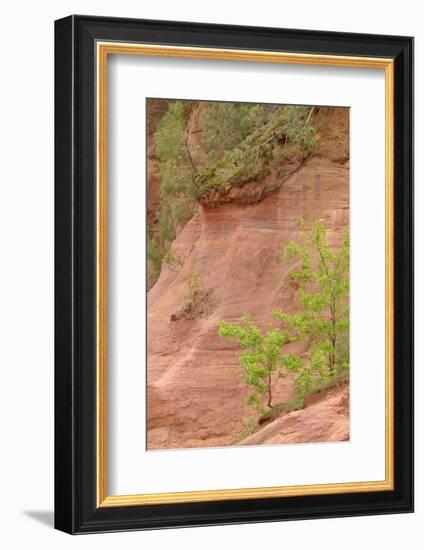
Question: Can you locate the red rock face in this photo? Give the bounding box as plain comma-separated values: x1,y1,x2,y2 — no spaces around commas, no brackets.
239,383,349,446
147,155,349,449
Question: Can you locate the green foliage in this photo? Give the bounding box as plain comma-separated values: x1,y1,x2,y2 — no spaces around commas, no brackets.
216,218,349,437
148,102,198,286
180,273,214,320
186,272,202,292
195,105,317,199
149,101,317,287
147,226,169,285
257,371,348,430
201,103,273,163
258,394,305,426
273,219,350,396
238,416,257,441
155,101,193,157
163,249,185,273
155,101,197,205
217,315,291,413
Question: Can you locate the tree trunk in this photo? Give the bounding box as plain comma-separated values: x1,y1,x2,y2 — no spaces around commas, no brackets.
267,370,273,408
329,296,337,375
329,340,335,375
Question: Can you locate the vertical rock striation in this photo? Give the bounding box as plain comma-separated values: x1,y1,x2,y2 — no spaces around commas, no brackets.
147,155,349,449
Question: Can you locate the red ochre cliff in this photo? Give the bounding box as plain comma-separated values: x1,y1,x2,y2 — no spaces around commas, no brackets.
146,104,349,449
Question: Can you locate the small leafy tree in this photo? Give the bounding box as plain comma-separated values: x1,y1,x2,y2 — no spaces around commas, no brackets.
273,219,349,395
218,315,290,412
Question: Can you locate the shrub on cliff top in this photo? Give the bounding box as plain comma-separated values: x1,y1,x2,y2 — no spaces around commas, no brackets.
194,105,317,199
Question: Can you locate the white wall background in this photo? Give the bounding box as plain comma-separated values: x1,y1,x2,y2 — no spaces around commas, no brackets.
0,1,420,548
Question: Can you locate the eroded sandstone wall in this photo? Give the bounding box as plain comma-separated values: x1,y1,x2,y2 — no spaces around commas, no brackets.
147,154,349,449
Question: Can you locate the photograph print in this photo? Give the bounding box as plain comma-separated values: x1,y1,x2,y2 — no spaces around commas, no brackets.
146,98,350,451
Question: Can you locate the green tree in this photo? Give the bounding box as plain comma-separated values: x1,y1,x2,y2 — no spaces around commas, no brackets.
155,101,198,222
218,315,290,411
273,219,349,394
148,102,198,287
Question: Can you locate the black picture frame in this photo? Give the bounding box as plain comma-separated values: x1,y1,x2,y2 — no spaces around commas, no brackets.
55,15,414,534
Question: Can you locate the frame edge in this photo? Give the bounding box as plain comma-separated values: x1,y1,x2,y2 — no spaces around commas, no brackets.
54,14,77,535
54,15,414,533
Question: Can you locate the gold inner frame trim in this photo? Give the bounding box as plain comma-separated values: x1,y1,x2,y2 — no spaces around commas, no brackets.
96,41,394,508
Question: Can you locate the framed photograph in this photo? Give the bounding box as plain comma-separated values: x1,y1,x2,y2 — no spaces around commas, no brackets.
54,15,413,534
